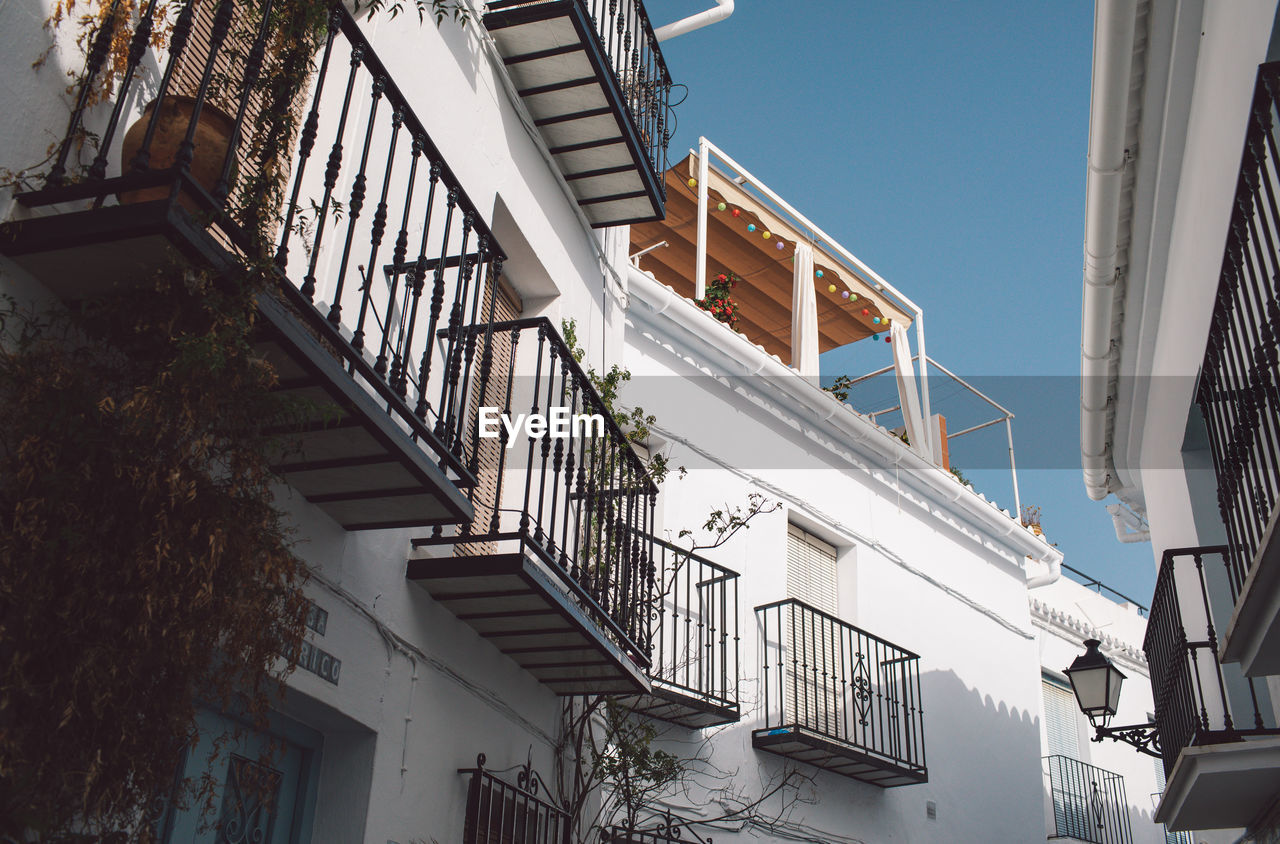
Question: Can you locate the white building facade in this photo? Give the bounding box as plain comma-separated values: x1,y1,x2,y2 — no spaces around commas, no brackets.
1080,0,1280,840
0,0,1179,841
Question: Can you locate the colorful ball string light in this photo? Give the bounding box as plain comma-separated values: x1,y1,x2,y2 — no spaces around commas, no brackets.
688,178,697,188
747,224,756,232
827,284,837,293
816,270,824,279
717,202,726,211
776,241,785,250
732,208,740,217
762,231,771,239
841,291,850,299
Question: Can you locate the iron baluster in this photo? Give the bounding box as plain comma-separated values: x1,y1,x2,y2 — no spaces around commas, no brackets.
277,8,342,273
300,39,364,301
46,0,128,187
351,102,403,352
87,0,162,182
329,72,384,327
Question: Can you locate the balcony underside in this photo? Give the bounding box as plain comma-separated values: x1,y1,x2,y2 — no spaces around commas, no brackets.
0,197,475,531
406,550,650,695
617,683,739,729
1223,506,1280,676
484,1,663,227
751,725,927,788
1155,736,1280,831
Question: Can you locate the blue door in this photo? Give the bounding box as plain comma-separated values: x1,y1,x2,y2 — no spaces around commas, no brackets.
160,710,320,844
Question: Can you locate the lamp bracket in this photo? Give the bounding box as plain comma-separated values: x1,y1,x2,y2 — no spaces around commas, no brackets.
1092,722,1161,758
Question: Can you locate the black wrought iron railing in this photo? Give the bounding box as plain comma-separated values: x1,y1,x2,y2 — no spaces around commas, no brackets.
460,753,570,844
20,0,506,484
1043,755,1133,844
648,535,739,714
755,599,926,775
489,0,673,190
1197,60,1280,601
1145,547,1280,777
602,811,714,844
418,317,660,668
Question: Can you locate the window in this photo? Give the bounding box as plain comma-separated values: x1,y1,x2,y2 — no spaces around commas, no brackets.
785,525,840,732
786,524,837,614
1042,677,1082,759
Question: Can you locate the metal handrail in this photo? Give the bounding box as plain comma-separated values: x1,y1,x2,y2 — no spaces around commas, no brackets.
1195,60,1280,600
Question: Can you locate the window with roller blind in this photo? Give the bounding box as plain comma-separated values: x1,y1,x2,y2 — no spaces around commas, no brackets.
786,524,838,614
1042,677,1082,759
784,525,840,731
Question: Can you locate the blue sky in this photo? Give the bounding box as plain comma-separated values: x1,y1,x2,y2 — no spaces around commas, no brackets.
650,0,1159,606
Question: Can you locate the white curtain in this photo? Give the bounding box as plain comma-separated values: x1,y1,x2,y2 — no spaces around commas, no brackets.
891,321,933,462
791,242,819,380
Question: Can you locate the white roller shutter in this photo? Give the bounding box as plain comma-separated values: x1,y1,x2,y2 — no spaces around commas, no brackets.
787,525,838,614
1042,678,1081,759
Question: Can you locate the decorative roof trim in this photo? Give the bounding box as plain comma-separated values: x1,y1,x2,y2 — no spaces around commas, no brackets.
1030,595,1148,675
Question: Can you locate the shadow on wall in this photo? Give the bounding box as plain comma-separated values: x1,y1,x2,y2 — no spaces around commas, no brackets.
728,669,1043,843
1039,753,1171,844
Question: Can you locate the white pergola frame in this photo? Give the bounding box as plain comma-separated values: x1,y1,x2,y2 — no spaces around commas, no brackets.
690,136,934,447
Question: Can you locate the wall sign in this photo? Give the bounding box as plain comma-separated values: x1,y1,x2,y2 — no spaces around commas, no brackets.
305,600,328,636
294,640,341,686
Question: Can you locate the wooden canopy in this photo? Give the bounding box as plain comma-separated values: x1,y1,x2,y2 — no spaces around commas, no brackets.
630,154,913,363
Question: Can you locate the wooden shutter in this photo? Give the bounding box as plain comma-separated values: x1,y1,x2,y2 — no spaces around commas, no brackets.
455,277,522,557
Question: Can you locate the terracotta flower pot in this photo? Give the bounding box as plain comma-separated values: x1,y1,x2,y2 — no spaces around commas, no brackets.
118,95,236,207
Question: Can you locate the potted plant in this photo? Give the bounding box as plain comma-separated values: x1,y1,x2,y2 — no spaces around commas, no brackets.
695,271,741,328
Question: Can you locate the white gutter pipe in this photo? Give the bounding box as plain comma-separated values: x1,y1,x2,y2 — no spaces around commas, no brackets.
1081,0,1138,501
1027,557,1062,590
653,0,733,42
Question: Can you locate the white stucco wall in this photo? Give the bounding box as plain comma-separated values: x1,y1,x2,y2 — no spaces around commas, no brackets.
617,279,1058,844
1032,574,1170,844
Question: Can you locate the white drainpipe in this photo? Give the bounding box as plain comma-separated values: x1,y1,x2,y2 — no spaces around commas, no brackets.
1027,557,1062,590
1106,501,1151,543
1081,0,1138,501
653,0,733,41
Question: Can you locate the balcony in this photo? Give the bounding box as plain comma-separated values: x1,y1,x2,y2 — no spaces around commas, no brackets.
408,318,659,695
0,2,505,530
1042,755,1133,844
1200,62,1280,677
617,536,740,728
1145,547,1280,831
752,599,927,787
483,0,672,227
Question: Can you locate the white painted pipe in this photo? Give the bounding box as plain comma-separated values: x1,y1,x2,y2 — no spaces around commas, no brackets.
1080,0,1138,501
653,0,733,42
1027,557,1062,590
1106,501,1151,543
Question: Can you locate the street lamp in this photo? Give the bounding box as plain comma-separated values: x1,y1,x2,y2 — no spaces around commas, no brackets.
1064,639,1162,758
